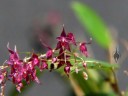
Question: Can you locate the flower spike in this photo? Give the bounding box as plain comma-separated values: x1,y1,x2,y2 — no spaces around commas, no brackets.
0,26,91,93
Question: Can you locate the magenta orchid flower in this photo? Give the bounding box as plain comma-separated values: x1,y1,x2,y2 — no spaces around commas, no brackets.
67,32,76,45
0,69,6,84
39,60,48,71
29,53,40,67
79,42,88,57
56,28,71,51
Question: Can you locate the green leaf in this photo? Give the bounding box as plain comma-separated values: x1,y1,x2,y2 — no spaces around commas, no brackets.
72,69,117,96
70,58,118,73
85,58,118,69
71,2,112,48
70,57,118,95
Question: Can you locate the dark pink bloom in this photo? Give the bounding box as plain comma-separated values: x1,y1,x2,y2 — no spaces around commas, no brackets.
55,41,61,50
64,61,72,76
40,40,53,59
42,43,53,59
60,27,67,37
12,72,23,84
64,66,70,77
39,60,48,71
56,28,71,51
0,69,6,84
67,33,76,45
46,50,53,59
6,44,41,92
57,61,65,69
23,65,40,84
79,42,88,57
31,69,40,84
56,27,77,51
2,27,91,92
7,44,24,77
66,61,72,66
6,44,21,65
52,57,57,63
29,53,40,66
0,74,4,84
56,41,70,51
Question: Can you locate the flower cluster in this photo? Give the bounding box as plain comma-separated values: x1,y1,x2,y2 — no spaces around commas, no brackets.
42,27,91,76
0,27,91,92
6,44,42,92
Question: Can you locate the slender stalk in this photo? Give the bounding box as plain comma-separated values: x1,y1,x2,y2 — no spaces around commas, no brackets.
108,42,122,96
70,76,84,96
110,68,121,96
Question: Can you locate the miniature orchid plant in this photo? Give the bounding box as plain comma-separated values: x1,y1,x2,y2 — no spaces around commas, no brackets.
0,27,94,96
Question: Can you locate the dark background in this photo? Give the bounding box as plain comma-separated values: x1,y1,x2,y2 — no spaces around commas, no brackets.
0,0,128,96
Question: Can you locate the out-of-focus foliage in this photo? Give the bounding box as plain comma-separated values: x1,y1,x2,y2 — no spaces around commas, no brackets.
71,1,112,48
72,71,116,96
71,58,117,96
76,58,118,69
71,1,119,96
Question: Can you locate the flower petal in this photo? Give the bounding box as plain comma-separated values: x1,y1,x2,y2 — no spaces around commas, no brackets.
79,42,88,57
64,66,70,77
46,50,53,59
60,27,66,37
67,33,76,45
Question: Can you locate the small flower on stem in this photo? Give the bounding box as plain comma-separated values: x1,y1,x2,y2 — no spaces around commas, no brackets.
29,53,40,66
83,72,88,80
39,60,48,71
75,67,79,74
79,38,92,57
40,39,54,59
64,65,70,77
0,69,6,84
79,42,88,57
56,27,71,51
67,33,76,45
83,61,87,68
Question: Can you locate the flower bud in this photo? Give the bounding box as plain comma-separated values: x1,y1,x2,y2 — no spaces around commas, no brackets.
75,67,79,74
83,72,88,80
83,62,87,68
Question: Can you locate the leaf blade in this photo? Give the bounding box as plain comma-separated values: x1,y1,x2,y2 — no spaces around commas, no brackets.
71,2,112,48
